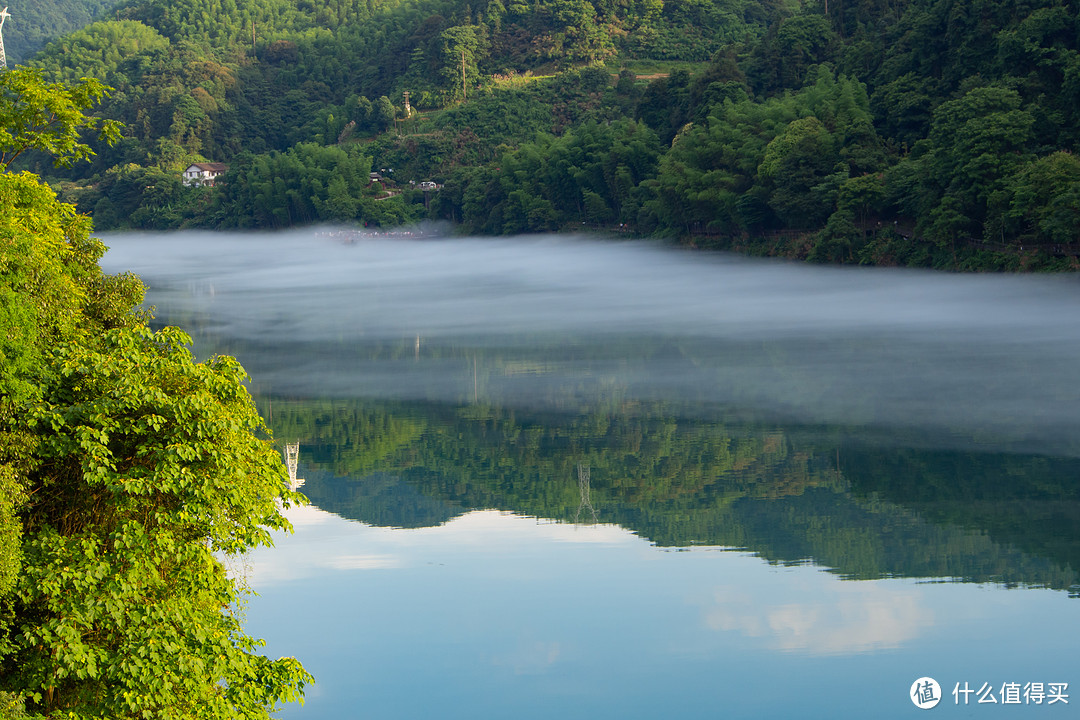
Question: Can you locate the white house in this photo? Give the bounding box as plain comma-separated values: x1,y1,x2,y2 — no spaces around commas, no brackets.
182,162,229,187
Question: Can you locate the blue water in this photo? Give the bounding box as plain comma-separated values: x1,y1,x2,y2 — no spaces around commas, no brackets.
101,230,1078,719
241,507,1074,719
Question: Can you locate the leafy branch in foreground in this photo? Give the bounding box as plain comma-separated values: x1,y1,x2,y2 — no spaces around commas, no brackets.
0,67,121,171
7,326,310,719
0,71,310,718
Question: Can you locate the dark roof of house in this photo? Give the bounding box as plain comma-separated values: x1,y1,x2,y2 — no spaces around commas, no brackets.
188,162,229,173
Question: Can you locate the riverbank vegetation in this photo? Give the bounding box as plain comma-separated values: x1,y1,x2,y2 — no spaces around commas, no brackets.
0,68,309,719
15,0,1080,269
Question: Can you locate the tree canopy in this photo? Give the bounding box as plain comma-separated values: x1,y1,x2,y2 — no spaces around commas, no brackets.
0,0,116,66
0,68,121,170
0,69,310,719
17,0,1080,268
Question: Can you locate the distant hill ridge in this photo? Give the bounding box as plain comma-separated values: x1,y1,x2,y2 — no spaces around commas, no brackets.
20,0,1080,270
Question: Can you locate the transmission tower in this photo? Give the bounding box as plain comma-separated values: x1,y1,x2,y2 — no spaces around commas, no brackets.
0,7,11,70
283,442,305,491
574,464,597,524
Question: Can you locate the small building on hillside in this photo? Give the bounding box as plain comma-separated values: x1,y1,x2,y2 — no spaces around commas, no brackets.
183,162,229,187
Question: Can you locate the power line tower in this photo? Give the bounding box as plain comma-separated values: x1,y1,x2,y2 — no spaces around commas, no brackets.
0,7,11,70
283,442,305,491
574,464,597,524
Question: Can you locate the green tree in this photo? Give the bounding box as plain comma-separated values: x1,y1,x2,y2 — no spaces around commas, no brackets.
31,20,172,89
1,0,117,66
1007,152,1080,246
437,25,486,101
916,85,1036,245
0,68,121,171
207,142,377,227
0,73,311,718
9,325,310,719
372,95,398,132
758,115,839,226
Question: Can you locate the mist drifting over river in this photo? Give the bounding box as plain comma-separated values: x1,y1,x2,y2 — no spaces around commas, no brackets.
100,229,1080,455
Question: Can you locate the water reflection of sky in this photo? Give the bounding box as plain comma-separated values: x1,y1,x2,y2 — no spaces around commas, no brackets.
243,505,1074,719
101,231,1079,716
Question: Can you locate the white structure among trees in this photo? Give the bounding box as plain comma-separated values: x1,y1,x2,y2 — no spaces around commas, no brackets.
182,162,228,187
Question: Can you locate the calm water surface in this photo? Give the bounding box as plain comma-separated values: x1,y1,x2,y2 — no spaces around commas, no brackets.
102,230,1078,718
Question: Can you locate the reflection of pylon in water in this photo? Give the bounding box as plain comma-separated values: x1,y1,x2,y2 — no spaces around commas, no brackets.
574,464,597,524
284,442,305,491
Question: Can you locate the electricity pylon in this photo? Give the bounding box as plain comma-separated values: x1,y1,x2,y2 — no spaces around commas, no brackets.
283,442,305,491
0,7,11,70
574,464,597,524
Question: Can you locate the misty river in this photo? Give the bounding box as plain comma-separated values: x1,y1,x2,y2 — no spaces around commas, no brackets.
101,229,1078,719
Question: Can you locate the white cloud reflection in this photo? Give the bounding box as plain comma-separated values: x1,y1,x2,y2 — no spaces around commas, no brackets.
700,578,935,655
247,505,945,659
246,507,634,588
236,505,1077,720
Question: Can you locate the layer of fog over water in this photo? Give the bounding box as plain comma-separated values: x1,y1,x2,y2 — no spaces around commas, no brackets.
100,229,1079,719
102,228,1080,456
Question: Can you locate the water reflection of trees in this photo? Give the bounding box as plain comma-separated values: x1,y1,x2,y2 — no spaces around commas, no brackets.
265,397,1080,595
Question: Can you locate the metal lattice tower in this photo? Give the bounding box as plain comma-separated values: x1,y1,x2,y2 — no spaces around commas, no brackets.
283,442,305,491
0,7,11,70
574,464,597,524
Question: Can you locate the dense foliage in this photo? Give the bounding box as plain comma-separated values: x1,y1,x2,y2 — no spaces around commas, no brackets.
0,1,116,66
16,0,1080,268
0,69,309,719
0,68,121,170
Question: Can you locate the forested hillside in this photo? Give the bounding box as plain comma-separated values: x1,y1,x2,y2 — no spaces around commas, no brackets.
1,0,116,64
17,0,1080,268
